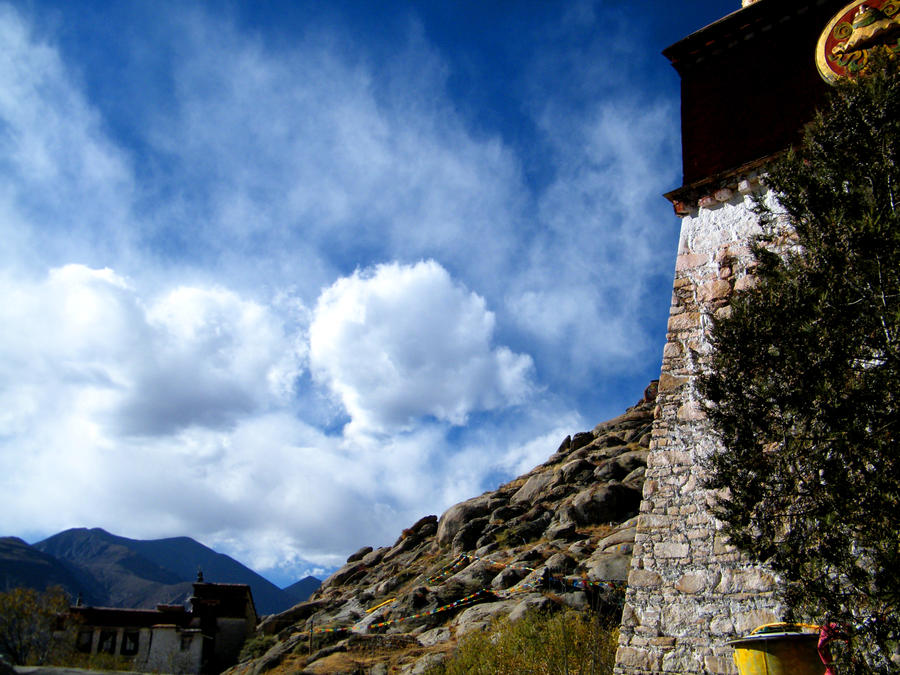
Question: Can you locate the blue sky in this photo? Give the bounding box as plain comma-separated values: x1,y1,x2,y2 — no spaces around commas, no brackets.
0,0,735,586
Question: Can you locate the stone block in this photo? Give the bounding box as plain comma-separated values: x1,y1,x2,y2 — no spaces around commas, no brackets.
628,569,662,587
667,312,702,332
675,572,707,594
639,513,671,529
652,449,691,466
709,615,735,636
634,625,660,636
677,402,706,421
675,253,708,272
715,568,777,594
733,274,758,291
714,188,734,202
658,373,688,392
661,646,698,672
662,341,683,359
615,646,660,671
733,608,780,634
727,244,753,258
653,542,690,558
698,279,732,302
636,606,661,629
715,306,733,319
713,534,737,555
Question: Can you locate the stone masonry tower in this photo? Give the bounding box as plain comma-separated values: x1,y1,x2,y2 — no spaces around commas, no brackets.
613,0,865,673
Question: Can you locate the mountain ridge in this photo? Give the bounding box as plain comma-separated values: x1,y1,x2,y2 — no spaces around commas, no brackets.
1,529,320,615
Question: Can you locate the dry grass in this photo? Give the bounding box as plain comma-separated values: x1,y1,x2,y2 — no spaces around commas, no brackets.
425,609,619,675
266,637,454,675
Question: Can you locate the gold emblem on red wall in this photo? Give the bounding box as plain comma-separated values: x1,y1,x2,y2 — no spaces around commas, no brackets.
816,0,900,83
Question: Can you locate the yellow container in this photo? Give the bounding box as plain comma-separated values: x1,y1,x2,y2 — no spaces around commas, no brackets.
728,623,825,675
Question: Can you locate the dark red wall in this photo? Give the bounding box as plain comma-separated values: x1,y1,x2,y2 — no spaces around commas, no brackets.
665,0,849,187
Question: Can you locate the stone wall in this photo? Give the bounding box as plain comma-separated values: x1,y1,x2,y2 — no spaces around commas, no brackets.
614,180,787,674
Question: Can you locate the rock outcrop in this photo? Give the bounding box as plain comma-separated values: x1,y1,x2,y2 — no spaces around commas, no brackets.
230,382,658,675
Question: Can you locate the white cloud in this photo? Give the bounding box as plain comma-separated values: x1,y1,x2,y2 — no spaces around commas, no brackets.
0,5,135,272
0,5,557,581
504,98,681,377
118,285,306,435
138,12,527,297
0,265,305,441
309,260,534,435
0,262,558,582
0,1,683,582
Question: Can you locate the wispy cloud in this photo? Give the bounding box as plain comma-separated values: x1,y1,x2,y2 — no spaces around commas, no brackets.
0,5,136,273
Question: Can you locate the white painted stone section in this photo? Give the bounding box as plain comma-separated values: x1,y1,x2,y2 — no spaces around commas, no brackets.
145,626,204,674
614,187,786,675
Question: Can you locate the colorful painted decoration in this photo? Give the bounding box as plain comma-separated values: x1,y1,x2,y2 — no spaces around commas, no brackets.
816,0,900,83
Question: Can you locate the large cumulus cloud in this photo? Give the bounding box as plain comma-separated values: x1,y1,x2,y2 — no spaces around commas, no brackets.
309,260,534,435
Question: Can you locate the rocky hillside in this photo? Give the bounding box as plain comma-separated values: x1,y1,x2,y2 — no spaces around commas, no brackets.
230,382,658,675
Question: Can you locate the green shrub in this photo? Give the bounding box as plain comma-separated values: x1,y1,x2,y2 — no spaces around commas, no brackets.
67,651,134,671
427,608,618,675
0,586,74,666
239,634,277,662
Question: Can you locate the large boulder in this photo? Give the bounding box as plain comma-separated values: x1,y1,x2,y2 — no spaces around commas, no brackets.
571,482,642,524
347,546,373,563
257,599,330,635
510,472,556,505
325,561,369,588
446,559,497,594
452,598,519,637
594,449,648,481
436,496,492,547
450,516,490,553
559,458,595,484
583,552,631,581
570,431,595,452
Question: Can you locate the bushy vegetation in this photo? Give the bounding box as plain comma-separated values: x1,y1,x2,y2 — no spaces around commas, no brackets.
0,586,74,666
701,51,900,673
239,633,278,662
66,651,135,672
426,609,618,675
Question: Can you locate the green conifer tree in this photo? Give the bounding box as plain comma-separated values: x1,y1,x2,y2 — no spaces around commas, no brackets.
700,51,900,673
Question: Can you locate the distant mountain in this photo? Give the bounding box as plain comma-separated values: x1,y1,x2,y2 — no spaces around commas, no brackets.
0,537,98,603
29,528,297,615
34,529,192,609
282,575,321,604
